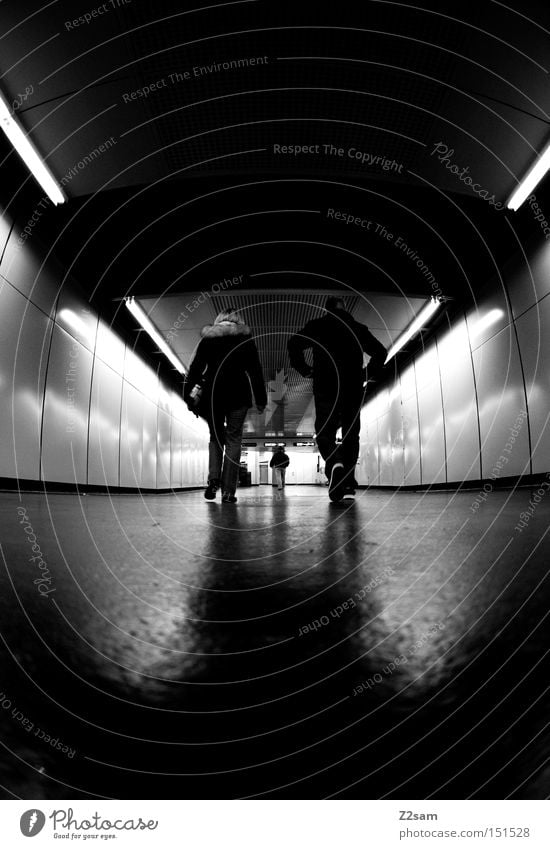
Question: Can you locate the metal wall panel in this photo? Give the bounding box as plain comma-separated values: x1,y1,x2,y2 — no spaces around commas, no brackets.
156,408,172,489
0,209,12,259
415,346,446,485
465,291,511,352
41,325,93,484
119,381,143,487
505,240,550,320
95,319,126,375
55,284,98,352
514,297,550,474
141,397,158,489
88,358,122,487
0,230,60,317
124,346,159,401
472,325,530,479
0,281,52,480
170,417,183,488
388,385,405,486
400,364,421,486
437,317,481,482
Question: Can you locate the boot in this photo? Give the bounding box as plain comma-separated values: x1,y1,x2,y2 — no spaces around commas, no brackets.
204,478,220,500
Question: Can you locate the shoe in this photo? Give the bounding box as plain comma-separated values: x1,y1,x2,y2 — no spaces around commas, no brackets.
328,463,346,501
222,491,237,503
342,486,356,500
204,479,220,500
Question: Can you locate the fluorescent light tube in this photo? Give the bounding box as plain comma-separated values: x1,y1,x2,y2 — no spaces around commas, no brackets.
385,297,441,363
506,139,550,211
125,297,187,374
0,88,65,205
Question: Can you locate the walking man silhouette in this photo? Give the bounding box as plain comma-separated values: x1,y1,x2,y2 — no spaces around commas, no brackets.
270,446,290,490
288,296,387,501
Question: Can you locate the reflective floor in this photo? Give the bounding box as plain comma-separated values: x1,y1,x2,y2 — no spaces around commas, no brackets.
1,485,550,799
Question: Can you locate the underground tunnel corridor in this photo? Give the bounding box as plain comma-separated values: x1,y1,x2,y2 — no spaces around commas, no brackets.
0,0,550,835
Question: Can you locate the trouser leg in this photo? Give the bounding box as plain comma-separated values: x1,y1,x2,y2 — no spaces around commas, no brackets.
339,386,364,485
207,407,225,482
221,405,248,493
275,468,283,489
281,468,286,487
314,394,342,479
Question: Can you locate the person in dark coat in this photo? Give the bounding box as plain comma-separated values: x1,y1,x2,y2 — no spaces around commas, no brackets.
184,309,266,503
287,296,387,501
270,447,290,490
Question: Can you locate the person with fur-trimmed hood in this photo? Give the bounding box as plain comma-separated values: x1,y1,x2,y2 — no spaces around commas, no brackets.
184,309,267,503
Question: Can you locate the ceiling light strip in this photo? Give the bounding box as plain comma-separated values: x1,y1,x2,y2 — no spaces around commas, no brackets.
384,297,442,363
506,139,550,211
0,88,65,205
125,297,187,375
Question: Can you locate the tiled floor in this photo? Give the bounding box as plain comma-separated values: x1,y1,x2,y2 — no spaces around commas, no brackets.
1,485,549,799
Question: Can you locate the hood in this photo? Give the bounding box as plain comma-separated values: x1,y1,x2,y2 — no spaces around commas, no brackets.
325,308,356,327
200,321,252,338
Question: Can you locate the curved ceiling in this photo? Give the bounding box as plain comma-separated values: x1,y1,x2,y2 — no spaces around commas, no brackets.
1,0,549,426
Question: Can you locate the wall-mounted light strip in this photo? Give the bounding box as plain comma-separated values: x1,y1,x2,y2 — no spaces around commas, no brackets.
0,88,65,205
385,297,442,363
506,140,550,211
125,297,187,374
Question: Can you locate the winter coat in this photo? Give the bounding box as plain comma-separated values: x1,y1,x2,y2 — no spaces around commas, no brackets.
184,320,267,413
270,451,289,469
287,308,387,395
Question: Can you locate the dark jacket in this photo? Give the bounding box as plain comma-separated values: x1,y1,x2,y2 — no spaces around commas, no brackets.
184,320,267,412
270,451,289,469
287,308,387,394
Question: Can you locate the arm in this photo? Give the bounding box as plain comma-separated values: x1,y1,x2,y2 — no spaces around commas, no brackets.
183,339,208,404
245,338,267,408
287,322,315,377
358,324,387,382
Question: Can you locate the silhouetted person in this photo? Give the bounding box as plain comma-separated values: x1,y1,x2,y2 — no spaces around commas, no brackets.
288,296,387,501
270,447,289,490
185,309,266,503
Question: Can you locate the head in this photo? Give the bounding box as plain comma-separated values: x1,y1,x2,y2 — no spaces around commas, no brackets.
325,296,346,314
214,308,245,326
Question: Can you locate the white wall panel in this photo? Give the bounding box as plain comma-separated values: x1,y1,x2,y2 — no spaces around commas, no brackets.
283,451,317,484
0,231,60,317
88,359,122,487
120,382,143,487
388,385,405,486
41,326,93,484
400,364,421,486
514,298,550,474
0,282,52,479
124,346,159,402
415,346,446,485
505,240,550,319
95,319,126,375
465,291,511,352
357,412,369,486
141,398,158,489
378,407,393,486
170,417,183,488
0,209,12,259
156,408,172,489
55,284,98,352
437,317,481,482
472,325,530,478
